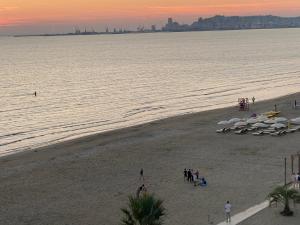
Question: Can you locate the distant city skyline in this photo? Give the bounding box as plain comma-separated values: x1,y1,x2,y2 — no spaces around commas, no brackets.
1,0,300,35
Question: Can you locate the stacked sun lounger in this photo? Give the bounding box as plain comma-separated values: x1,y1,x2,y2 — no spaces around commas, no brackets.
216,115,300,137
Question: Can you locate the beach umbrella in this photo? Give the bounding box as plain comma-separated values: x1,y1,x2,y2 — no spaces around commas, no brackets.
228,118,241,123
274,117,288,123
271,123,286,129
264,119,276,124
218,120,230,125
290,117,300,125
253,122,269,128
247,118,258,124
234,121,248,126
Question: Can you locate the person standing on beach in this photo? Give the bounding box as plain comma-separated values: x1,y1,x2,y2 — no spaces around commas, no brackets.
193,173,197,186
297,173,300,189
225,201,232,223
136,184,145,198
184,168,187,181
140,168,144,181
252,96,255,104
189,169,193,182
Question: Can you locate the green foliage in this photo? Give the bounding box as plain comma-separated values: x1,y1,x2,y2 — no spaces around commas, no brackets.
121,193,165,225
267,185,299,216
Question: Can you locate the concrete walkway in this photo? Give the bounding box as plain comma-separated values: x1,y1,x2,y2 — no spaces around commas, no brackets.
216,200,269,225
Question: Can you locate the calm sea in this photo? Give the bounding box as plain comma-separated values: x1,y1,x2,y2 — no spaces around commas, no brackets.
1,29,300,155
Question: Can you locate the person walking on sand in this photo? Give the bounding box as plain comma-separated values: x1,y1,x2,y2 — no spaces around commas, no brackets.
187,169,191,182
140,168,144,181
225,201,232,223
136,184,145,198
184,168,187,181
193,173,197,186
195,170,199,180
252,96,255,104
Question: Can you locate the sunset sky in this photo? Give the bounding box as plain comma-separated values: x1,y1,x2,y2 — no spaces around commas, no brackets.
1,0,300,35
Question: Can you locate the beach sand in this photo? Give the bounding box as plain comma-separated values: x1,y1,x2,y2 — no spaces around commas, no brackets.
1,93,300,225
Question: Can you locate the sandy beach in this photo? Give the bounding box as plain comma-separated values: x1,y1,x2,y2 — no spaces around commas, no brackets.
1,92,300,225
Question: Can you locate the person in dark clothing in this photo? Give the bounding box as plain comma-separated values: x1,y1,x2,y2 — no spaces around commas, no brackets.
136,184,145,198
187,169,192,182
140,168,144,181
184,168,187,181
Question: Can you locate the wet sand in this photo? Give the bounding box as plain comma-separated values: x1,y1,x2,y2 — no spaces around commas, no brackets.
0,93,300,225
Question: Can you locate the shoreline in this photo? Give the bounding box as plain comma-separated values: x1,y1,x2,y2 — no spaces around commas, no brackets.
1,91,300,225
12,27,300,38
3,91,299,160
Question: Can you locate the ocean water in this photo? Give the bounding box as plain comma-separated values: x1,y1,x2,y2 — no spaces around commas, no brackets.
1,29,300,155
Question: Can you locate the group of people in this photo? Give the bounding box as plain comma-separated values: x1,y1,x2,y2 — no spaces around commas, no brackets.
291,173,300,189
136,168,147,198
136,184,147,198
184,168,207,187
136,168,232,223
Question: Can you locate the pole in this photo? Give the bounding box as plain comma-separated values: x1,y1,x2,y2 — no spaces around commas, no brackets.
291,155,294,174
284,157,287,186
298,154,300,174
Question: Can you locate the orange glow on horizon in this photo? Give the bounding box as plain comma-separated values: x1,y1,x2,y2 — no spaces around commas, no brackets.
1,1,300,28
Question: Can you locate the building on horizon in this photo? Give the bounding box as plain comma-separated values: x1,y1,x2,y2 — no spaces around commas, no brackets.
162,18,189,32
162,15,300,32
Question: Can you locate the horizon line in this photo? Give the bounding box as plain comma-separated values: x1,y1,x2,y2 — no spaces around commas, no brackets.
2,14,300,36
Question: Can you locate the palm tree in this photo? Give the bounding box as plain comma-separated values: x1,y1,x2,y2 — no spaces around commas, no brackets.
267,185,299,216
121,193,166,225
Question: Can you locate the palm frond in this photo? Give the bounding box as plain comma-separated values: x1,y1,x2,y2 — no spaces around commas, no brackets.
267,185,300,216
120,193,166,225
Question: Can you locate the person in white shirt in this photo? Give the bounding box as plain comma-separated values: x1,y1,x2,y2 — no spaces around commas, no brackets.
224,201,232,223
193,173,197,186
